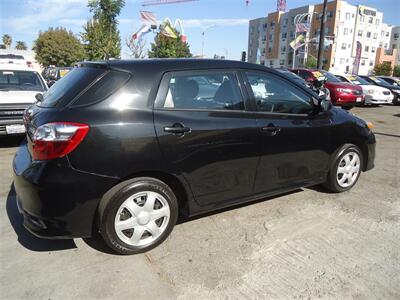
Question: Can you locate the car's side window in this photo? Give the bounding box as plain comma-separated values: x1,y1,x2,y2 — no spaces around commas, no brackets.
161,71,245,110
245,72,313,114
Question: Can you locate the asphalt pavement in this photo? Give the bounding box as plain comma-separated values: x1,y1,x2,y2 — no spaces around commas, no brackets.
0,105,399,299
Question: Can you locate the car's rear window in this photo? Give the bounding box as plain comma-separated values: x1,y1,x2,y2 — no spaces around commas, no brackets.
39,67,130,107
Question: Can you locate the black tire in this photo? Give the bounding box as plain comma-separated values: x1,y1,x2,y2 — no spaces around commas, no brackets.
98,177,178,255
323,144,363,193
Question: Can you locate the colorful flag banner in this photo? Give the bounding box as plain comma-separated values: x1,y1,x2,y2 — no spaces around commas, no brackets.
352,41,362,75
131,24,151,41
295,23,311,33
160,24,178,38
140,11,157,26
290,34,305,50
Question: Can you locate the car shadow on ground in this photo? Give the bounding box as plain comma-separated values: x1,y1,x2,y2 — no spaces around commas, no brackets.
0,136,25,148
6,184,77,252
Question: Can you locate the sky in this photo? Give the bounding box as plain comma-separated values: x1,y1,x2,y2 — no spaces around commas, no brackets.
0,0,399,60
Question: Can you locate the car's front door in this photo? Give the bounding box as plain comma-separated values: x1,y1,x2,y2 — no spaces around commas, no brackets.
242,70,332,194
153,69,260,208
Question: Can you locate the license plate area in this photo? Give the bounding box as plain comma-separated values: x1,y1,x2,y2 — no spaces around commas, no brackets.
6,124,26,134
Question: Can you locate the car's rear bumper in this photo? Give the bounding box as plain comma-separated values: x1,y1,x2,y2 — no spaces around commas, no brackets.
13,141,117,239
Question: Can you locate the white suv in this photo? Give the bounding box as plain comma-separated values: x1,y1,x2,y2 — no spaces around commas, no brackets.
0,63,47,135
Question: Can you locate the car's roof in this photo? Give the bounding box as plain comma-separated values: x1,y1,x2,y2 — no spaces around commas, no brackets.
80,59,273,73
0,63,34,71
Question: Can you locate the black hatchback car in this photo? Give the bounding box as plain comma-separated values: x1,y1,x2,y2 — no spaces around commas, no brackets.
13,59,375,254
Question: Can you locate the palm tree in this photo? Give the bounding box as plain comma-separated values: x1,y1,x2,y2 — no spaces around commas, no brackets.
2,34,12,49
15,41,27,50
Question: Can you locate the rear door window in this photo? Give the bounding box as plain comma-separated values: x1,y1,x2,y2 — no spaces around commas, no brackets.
156,71,245,111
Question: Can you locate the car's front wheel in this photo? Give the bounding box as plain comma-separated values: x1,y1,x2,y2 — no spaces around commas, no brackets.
324,144,363,193
98,177,178,255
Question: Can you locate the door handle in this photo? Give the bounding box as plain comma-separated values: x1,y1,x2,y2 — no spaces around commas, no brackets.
261,125,281,136
164,123,191,135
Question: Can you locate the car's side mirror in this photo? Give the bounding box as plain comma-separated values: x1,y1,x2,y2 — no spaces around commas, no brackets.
319,95,331,112
35,93,43,102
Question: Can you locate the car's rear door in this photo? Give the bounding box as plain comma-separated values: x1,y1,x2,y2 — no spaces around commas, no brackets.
242,69,332,194
153,69,259,208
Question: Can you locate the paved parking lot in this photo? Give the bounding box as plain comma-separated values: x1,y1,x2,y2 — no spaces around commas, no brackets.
1,105,399,299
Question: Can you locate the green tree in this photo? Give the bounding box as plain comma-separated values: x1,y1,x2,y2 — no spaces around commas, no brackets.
373,62,393,76
304,55,317,68
148,24,191,58
2,34,12,48
81,0,125,60
33,27,85,67
393,65,400,77
15,41,27,50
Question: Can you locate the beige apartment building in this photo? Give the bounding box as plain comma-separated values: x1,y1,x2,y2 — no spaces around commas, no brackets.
247,0,397,75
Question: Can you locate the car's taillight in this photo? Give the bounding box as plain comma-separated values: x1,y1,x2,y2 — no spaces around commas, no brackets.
32,122,89,160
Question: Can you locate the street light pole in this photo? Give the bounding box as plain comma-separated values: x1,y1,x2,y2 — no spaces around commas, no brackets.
317,0,328,69
201,25,216,58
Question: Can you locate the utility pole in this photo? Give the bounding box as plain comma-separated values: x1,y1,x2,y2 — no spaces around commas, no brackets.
317,0,328,70
201,25,216,58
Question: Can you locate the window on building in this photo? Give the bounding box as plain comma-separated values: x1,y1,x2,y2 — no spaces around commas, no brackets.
281,46,286,52
358,30,363,37
369,61,374,66
365,46,369,52
270,21,275,27
386,32,390,37
290,31,294,38
366,32,371,38
268,47,272,53
375,19,380,25
345,13,351,20
368,17,373,24
250,26,254,34
360,15,365,22
361,60,366,66
350,29,353,33
373,33,378,39
372,47,376,53
340,58,345,64
263,23,268,30
394,33,399,39
327,11,333,18
393,44,397,49
344,28,348,35
269,34,273,41
341,43,346,50
281,32,287,39
379,42,383,47
352,14,355,18
280,59,285,65
384,43,388,48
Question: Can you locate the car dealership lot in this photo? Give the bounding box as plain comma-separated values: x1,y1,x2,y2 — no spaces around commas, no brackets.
0,105,399,299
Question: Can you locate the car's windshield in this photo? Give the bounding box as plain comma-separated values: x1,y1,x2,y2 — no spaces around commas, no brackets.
369,76,393,87
346,75,370,85
322,71,341,83
0,70,46,92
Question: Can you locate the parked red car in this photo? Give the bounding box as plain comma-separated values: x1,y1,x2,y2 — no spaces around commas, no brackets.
290,68,364,109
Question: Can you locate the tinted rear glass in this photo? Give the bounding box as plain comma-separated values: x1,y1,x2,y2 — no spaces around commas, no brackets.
72,70,130,106
39,67,105,107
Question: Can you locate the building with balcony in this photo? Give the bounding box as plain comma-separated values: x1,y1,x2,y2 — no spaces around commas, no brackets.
247,0,395,75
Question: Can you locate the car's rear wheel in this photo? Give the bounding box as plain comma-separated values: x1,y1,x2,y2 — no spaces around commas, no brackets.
98,177,178,255
323,144,363,193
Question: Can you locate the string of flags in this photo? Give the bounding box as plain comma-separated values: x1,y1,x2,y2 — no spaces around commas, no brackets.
131,10,183,42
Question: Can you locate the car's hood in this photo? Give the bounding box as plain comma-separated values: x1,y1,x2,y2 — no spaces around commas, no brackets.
360,85,391,93
325,81,361,90
0,90,42,105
